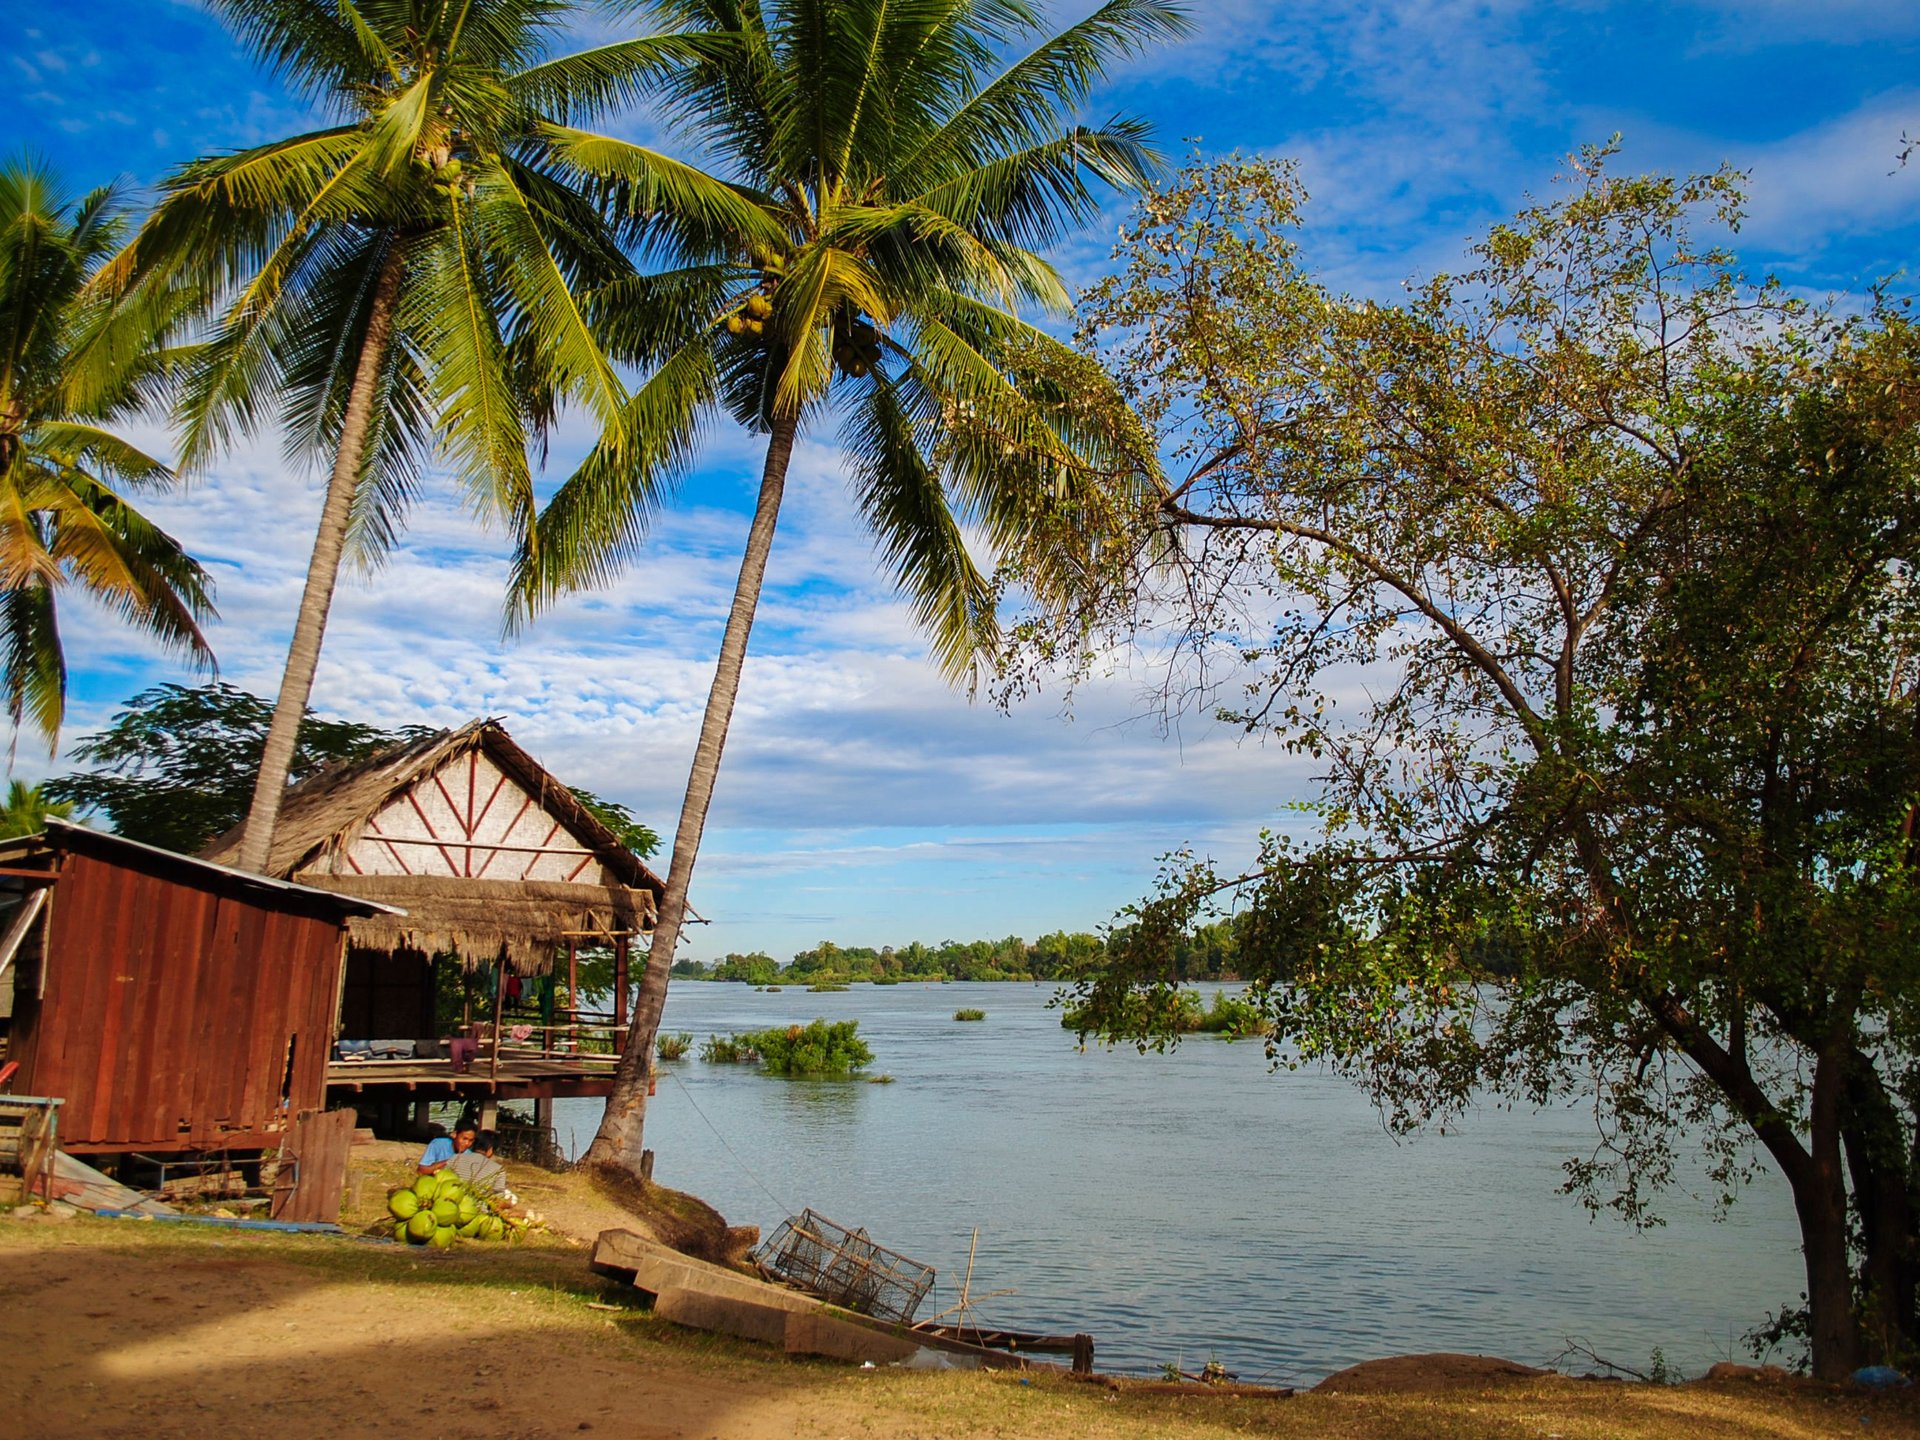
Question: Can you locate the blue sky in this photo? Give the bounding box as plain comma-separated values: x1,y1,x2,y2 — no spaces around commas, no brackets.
6,1,1918,960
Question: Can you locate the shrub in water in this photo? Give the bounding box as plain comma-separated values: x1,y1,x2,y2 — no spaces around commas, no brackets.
700,1033,759,1063
953,1008,985,1022
656,1031,693,1061
742,1018,873,1076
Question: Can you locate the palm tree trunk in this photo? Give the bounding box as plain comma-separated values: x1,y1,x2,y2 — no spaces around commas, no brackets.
234,243,405,875
584,412,800,1174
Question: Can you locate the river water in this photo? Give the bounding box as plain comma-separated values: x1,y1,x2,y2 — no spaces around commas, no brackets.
551,980,1804,1385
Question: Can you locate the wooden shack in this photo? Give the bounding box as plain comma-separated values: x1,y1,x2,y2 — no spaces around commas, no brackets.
0,820,396,1154
199,720,667,1112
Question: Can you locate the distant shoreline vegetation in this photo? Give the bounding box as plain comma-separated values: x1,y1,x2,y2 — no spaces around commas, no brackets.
668,926,1250,987
1060,988,1270,1040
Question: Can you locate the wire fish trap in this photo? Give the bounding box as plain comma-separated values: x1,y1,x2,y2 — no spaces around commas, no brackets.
754,1208,937,1323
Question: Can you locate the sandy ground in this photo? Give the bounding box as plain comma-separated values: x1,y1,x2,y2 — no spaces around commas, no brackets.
8,1217,1919,1440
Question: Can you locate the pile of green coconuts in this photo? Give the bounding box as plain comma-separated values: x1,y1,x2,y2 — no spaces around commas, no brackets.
385,1170,523,1248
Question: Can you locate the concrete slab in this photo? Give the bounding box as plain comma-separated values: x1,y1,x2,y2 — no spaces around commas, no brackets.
783,1311,921,1365
654,1286,793,1347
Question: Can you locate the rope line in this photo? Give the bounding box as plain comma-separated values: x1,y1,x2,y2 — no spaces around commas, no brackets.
660,1066,795,1219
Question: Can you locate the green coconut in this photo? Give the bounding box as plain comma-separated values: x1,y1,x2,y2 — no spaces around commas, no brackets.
406,1210,437,1243
430,1224,456,1250
483,1216,506,1242
457,1195,480,1223
431,1198,458,1226
412,1173,440,1201
438,1180,467,1206
387,1187,421,1220
457,1215,485,1238
392,1221,408,1242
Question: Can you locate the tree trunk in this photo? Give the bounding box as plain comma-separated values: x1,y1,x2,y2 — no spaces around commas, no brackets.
1800,1046,1863,1380
1843,1065,1919,1361
583,413,801,1174
233,242,405,875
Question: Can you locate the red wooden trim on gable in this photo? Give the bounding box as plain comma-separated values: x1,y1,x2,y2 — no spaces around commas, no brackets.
364,816,414,875
405,790,464,876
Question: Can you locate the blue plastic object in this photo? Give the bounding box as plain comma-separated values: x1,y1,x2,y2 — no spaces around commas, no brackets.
1851,1366,1909,1389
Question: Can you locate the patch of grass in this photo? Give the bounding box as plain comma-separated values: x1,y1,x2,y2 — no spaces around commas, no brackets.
700,1033,759,1064
807,981,849,992
655,1031,693,1062
953,1008,986,1021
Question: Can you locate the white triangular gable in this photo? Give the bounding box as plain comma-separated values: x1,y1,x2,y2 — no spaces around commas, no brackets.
340,749,611,884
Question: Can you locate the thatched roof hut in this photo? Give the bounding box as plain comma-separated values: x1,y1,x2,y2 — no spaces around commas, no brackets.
202,720,665,972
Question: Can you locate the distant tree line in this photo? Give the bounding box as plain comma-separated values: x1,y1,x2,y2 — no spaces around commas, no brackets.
669,917,1261,986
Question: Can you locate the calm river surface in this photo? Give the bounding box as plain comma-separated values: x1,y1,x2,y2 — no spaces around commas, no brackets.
552,981,1803,1385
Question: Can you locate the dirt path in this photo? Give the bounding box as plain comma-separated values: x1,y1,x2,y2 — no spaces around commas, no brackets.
2,1224,879,1440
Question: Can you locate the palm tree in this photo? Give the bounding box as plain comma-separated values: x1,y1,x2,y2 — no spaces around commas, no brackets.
108,0,750,873
512,0,1188,1171
0,158,215,746
0,778,75,839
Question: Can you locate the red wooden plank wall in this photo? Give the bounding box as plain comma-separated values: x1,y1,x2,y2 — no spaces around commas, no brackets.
13,849,352,1152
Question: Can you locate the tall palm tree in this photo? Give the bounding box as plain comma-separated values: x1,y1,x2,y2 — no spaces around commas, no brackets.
512,0,1188,1171
0,158,215,746
108,0,752,873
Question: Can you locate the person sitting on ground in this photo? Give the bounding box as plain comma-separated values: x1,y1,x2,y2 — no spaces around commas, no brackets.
417,1119,476,1175
446,1129,517,1206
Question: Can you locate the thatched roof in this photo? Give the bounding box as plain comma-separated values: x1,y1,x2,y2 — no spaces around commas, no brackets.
323,876,650,972
201,720,667,972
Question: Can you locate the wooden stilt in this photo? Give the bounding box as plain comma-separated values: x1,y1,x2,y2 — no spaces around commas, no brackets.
613,936,628,1056
489,958,506,1083
567,938,579,1053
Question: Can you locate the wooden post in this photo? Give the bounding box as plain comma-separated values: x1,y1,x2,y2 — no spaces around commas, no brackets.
613,935,628,1056
1072,1334,1095,1375
567,939,579,1053
488,959,506,1083
478,1096,499,1130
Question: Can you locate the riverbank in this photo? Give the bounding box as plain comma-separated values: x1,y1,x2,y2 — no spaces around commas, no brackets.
4,1156,1914,1440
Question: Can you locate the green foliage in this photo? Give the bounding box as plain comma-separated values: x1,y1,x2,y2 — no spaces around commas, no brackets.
739,1019,873,1078
0,156,215,744
1058,988,1267,1043
47,682,433,852
691,931,1131,985
1034,147,1920,1376
122,0,663,567
708,951,780,986
699,1034,758,1064
807,982,849,993
569,788,660,859
511,0,1191,682
0,780,72,839
953,1008,986,1022
655,1032,692,1063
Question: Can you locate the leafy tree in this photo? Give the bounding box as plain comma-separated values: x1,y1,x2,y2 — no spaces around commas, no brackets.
0,157,215,744
45,682,434,853
1035,151,1920,1378
0,779,74,839
708,950,779,985
512,0,1190,1173
111,0,711,871
567,786,660,859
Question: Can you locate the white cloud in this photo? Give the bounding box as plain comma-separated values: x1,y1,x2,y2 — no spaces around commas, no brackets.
1735,92,1920,259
